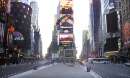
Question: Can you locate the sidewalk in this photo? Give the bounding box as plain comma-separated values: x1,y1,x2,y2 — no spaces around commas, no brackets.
124,63,130,67
0,60,49,78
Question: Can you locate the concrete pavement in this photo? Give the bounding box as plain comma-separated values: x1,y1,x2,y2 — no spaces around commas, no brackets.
0,60,49,78
9,63,101,78
124,63,130,67
93,63,130,78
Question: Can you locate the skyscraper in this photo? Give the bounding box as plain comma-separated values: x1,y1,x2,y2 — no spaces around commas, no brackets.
101,0,120,53
11,2,32,53
56,0,76,63
89,0,102,57
30,1,39,55
81,30,91,59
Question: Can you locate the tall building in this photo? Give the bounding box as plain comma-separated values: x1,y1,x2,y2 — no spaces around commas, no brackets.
38,35,42,58
30,1,39,30
81,30,91,59
49,27,59,60
90,0,102,57
120,0,130,60
101,0,121,54
34,30,41,57
30,1,39,55
56,0,76,62
0,0,11,53
11,0,30,5
10,2,32,54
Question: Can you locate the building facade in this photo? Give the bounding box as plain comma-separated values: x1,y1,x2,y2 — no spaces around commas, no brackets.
30,1,39,30
11,2,32,54
101,0,121,54
90,0,102,57
56,0,76,62
30,1,39,56
81,30,91,60
11,0,30,5
0,0,11,54
120,0,130,60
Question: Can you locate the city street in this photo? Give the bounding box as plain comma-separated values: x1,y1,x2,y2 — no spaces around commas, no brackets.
1,0,130,78
93,63,130,78
9,63,101,78
0,60,49,78
9,63,130,78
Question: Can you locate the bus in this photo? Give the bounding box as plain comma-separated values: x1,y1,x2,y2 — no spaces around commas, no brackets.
88,58,110,64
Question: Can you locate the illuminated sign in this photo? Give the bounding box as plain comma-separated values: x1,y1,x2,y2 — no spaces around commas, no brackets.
60,28,73,33
0,0,9,11
60,18,73,26
122,21,130,47
13,31,24,40
60,0,73,9
57,15,73,26
59,33,74,43
60,7,73,14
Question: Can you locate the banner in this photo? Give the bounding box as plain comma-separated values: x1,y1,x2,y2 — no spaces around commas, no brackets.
13,31,24,40
122,21,130,47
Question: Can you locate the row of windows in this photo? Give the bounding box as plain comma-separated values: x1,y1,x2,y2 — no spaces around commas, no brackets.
11,2,31,11
0,0,8,8
11,2,32,15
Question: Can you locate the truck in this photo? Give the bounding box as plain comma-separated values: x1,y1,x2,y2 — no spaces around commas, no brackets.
62,48,76,64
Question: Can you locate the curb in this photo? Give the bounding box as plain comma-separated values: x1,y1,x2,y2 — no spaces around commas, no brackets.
124,63,130,67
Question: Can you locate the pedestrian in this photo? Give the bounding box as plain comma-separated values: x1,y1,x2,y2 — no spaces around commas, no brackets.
85,59,93,72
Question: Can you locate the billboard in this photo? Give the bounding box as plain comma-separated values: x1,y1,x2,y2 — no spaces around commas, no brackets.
60,0,73,9
56,15,73,28
59,33,74,44
13,31,24,40
60,7,73,14
60,28,73,33
122,21,130,47
0,0,9,12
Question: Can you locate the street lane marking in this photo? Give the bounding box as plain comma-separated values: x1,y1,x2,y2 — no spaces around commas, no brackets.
89,71,102,78
9,64,53,78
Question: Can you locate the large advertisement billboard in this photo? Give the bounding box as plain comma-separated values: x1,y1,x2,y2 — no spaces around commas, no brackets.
60,0,73,14
0,0,8,11
60,0,73,9
60,28,73,33
56,15,73,29
122,21,130,47
60,8,73,14
59,33,74,44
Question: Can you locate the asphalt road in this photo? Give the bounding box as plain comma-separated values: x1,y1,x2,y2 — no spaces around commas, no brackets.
93,63,130,78
9,63,99,78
